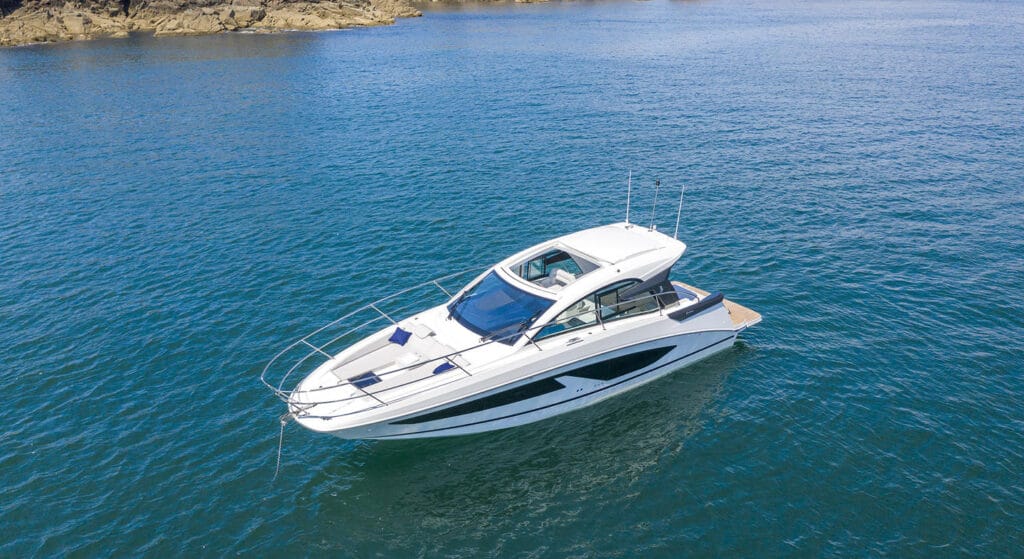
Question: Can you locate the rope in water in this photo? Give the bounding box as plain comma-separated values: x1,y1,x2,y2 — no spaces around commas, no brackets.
273,413,291,482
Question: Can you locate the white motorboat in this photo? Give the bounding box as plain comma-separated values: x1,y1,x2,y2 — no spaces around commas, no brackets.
262,222,760,440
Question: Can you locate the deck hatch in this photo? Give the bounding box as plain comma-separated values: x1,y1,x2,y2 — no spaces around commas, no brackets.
348,371,381,389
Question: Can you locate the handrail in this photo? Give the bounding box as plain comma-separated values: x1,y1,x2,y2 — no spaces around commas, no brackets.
262,269,713,421
259,267,483,396
267,289,698,414
275,288,662,400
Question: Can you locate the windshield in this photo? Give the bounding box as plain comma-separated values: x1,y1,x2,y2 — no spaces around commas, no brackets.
448,271,554,345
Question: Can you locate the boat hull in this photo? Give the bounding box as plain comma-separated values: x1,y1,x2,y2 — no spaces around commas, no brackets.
319,329,737,440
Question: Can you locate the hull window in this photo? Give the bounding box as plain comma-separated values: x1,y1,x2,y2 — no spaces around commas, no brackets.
392,346,672,425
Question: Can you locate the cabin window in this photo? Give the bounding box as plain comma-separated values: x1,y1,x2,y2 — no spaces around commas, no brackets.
448,271,554,345
534,294,600,339
598,280,662,322
510,247,601,291
533,279,669,341
518,249,584,282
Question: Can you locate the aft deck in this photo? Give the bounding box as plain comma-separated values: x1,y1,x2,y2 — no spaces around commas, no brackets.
672,281,762,331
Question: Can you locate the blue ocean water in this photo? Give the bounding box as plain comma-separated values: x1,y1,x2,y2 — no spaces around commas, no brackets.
2,0,1023,555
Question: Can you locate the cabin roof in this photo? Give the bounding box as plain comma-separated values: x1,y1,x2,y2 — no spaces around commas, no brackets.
557,222,680,265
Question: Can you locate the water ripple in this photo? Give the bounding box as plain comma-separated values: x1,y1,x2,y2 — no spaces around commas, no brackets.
2,0,1023,555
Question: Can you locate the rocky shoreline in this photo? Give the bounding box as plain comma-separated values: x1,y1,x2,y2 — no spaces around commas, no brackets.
0,0,423,46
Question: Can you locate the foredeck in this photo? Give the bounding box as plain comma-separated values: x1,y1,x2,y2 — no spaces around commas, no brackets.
672,281,762,331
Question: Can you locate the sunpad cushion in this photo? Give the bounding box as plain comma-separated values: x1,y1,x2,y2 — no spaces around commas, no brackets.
432,362,456,375
389,327,412,346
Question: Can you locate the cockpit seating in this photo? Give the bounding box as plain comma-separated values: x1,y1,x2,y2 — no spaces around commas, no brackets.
536,268,576,290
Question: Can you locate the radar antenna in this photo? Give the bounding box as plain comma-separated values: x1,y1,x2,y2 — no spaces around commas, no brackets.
674,183,686,240
625,170,632,225
649,179,661,230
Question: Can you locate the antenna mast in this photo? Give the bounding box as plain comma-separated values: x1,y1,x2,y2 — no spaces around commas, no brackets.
649,179,661,230
625,170,632,224
674,184,686,240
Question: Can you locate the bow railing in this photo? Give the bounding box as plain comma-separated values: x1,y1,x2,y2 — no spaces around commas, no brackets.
261,270,702,421
259,267,484,403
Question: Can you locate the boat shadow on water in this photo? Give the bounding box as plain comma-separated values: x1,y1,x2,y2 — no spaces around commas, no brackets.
293,347,754,549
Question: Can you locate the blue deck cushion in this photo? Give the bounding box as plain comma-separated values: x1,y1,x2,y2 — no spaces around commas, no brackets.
432,361,456,375
348,371,381,389
388,327,412,346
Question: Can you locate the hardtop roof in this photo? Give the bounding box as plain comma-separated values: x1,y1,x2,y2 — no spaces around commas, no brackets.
491,222,687,301
556,222,682,265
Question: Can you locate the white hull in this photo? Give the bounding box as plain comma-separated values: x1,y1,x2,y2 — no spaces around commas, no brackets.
265,222,762,441
330,330,737,440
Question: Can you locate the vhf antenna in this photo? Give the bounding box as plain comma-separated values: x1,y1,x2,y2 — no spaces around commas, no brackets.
625,170,632,225
673,183,686,240
649,179,661,230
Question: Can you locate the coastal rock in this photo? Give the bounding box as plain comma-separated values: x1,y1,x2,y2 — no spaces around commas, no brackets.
254,2,391,31
0,0,419,46
0,6,129,45
228,6,265,26
369,0,418,18
151,8,231,35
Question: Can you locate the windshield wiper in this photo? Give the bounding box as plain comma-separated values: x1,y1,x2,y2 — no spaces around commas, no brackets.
482,309,546,344
446,291,471,319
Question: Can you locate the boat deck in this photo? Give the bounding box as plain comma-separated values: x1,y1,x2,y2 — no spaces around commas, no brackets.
672,281,762,331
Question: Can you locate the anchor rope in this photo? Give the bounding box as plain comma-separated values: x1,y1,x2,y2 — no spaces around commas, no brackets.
273,413,291,482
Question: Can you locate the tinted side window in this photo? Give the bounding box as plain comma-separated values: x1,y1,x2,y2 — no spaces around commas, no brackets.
599,281,661,322
535,294,599,339
534,280,645,341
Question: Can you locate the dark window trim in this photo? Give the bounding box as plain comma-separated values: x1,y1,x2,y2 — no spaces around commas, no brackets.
532,279,643,341
392,346,673,425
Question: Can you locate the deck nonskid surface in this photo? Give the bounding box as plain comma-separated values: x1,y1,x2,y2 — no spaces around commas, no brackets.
672,281,762,329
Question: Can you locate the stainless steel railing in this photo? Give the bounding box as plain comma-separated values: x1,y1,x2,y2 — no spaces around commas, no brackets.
259,267,483,401
261,270,697,421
